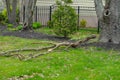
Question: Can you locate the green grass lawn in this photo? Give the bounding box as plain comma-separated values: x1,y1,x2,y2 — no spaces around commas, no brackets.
0,28,120,80
35,27,99,40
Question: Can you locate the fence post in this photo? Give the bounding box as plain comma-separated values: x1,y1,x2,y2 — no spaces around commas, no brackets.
77,6,80,30
97,20,100,33
23,5,25,22
49,6,52,21
35,6,37,22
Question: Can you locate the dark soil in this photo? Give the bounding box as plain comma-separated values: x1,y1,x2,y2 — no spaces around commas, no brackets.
0,25,120,50
0,25,7,32
80,42,120,50
0,25,71,42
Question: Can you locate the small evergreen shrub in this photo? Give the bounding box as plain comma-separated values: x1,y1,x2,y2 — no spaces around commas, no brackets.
47,21,53,28
80,19,87,28
51,0,77,38
32,22,42,29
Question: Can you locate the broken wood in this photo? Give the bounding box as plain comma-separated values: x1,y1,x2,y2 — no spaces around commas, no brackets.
0,35,96,61
0,46,55,61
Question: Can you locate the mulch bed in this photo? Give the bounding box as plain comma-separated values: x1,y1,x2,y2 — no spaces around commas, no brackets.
0,25,70,42
0,25,120,50
80,42,120,50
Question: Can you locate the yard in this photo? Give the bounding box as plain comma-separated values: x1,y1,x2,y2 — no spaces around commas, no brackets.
0,27,120,80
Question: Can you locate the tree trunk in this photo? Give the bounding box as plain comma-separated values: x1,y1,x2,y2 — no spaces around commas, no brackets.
5,0,11,23
5,0,17,24
94,0,120,44
19,0,24,24
11,0,17,24
22,0,37,30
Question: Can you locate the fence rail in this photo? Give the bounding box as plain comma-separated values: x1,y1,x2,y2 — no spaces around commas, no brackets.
21,5,98,27
0,7,4,12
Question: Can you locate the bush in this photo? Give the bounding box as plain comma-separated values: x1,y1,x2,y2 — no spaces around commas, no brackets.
0,12,5,23
1,8,19,23
1,8,8,23
16,8,20,23
7,24,13,28
17,25,23,30
52,0,77,38
80,19,87,28
47,21,53,28
1,8,7,18
7,25,23,31
32,22,42,29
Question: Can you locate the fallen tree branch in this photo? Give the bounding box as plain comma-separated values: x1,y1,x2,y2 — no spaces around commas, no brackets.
0,45,55,55
24,35,96,61
31,41,56,45
0,45,56,60
0,35,96,61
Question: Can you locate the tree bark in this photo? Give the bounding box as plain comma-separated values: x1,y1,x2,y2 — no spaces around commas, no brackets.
22,0,37,30
19,0,23,24
94,0,120,44
11,0,17,24
5,0,36,27
5,0,11,22
5,0,17,24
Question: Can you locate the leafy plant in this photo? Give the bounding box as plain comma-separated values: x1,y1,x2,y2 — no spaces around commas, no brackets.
17,25,23,30
47,21,53,28
1,8,7,18
1,7,19,23
52,0,77,38
0,12,5,23
80,19,87,28
32,22,42,29
7,24,13,28
16,8,20,23
1,8,8,23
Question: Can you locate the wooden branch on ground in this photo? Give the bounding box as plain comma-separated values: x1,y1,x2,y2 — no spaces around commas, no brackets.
0,35,96,61
0,45,56,61
0,45,56,55
24,35,96,61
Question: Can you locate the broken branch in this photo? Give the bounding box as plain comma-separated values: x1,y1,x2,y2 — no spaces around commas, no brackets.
0,35,96,61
